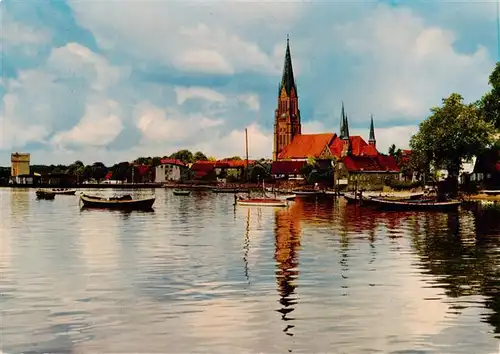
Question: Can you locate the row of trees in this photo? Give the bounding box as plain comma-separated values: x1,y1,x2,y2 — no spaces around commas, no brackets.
405,63,500,194
12,150,255,183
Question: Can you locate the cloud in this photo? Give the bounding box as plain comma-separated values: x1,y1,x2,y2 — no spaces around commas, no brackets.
175,86,226,105
320,4,493,122
1,1,498,165
51,98,124,150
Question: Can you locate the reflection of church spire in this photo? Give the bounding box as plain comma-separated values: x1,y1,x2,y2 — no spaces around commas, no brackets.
274,203,302,338
243,208,251,283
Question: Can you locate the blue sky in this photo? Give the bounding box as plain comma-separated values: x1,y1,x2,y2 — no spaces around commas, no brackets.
0,0,498,165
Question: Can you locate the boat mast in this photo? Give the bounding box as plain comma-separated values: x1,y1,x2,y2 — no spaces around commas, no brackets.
245,127,249,181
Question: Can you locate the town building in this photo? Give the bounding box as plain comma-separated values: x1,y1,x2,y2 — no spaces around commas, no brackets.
10,152,36,184
155,158,189,183
271,38,400,189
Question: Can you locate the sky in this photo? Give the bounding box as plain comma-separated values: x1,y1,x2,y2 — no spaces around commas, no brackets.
0,0,498,166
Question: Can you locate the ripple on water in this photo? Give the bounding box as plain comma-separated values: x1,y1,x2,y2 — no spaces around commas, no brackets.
1,190,499,353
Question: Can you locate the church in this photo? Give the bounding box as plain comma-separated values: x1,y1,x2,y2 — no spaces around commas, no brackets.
270,37,400,190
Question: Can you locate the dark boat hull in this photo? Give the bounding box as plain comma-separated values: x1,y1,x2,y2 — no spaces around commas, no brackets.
36,191,55,200
173,190,190,196
80,194,155,210
51,189,77,195
370,197,461,211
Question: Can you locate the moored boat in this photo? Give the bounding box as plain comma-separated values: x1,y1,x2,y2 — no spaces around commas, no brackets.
292,189,322,196
50,188,77,195
173,189,191,196
236,197,288,207
36,189,56,200
80,193,155,210
369,197,462,211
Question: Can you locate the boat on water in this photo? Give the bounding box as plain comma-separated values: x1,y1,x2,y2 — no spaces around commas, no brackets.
292,189,322,196
483,190,500,196
49,188,77,195
369,197,462,211
173,189,191,196
35,189,56,200
344,191,426,204
235,197,288,207
80,193,155,210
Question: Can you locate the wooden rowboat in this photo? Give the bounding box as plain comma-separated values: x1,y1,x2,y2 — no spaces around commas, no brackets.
36,189,56,200
236,198,288,207
369,197,461,211
50,188,77,195
80,193,155,210
173,189,191,196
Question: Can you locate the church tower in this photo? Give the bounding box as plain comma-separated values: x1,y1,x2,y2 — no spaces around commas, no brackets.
273,36,301,161
368,114,376,148
339,102,351,157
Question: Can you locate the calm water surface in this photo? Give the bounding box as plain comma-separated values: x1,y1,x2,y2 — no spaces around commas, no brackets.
1,188,499,353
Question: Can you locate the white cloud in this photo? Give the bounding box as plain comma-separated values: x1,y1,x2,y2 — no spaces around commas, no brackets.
1,13,51,52
67,1,292,75
237,94,260,111
134,102,224,143
175,86,227,105
327,5,493,120
192,123,273,159
47,42,123,92
51,99,124,149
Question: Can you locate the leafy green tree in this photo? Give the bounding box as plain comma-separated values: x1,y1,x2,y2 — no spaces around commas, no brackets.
478,62,500,130
224,156,242,161
193,151,208,161
410,93,495,193
91,162,108,181
170,149,194,164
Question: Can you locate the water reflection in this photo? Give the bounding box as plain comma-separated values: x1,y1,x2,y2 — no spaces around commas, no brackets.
2,189,500,353
410,205,500,338
275,201,302,338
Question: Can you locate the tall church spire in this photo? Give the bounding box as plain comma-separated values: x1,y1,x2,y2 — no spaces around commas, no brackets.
279,34,297,97
340,102,349,140
273,35,301,161
369,114,376,147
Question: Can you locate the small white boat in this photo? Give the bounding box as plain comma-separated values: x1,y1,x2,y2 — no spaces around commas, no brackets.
236,197,288,207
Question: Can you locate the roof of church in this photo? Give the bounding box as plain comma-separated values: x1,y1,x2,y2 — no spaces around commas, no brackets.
329,136,378,157
278,133,335,159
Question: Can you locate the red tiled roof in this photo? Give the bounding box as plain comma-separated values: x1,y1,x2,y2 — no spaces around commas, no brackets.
271,160,306,175
329,136,378,157
215,159,255,168
105,172,112,180
190,161,215,178
278,133,335,159
342,155,400,172
160,158,185,166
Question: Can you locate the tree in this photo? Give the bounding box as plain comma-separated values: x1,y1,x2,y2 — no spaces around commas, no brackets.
224,156,242,161
66,160,85,184
410,93,495,194
478,62,500,130
91,162,108,181
193,151,208,161
170,149,194,164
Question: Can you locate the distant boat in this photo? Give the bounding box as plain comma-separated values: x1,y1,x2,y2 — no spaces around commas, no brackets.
235,197,288,207
80,193,155,210
292,190,322,196
35,189,56,200
49,188,77,195
173,189,190,196
369,197,462,211
483,190,500,196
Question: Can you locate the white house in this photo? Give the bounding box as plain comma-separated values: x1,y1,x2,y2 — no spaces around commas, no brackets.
155,159,188,182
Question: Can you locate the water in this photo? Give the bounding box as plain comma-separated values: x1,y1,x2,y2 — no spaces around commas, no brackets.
1,188,499,354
